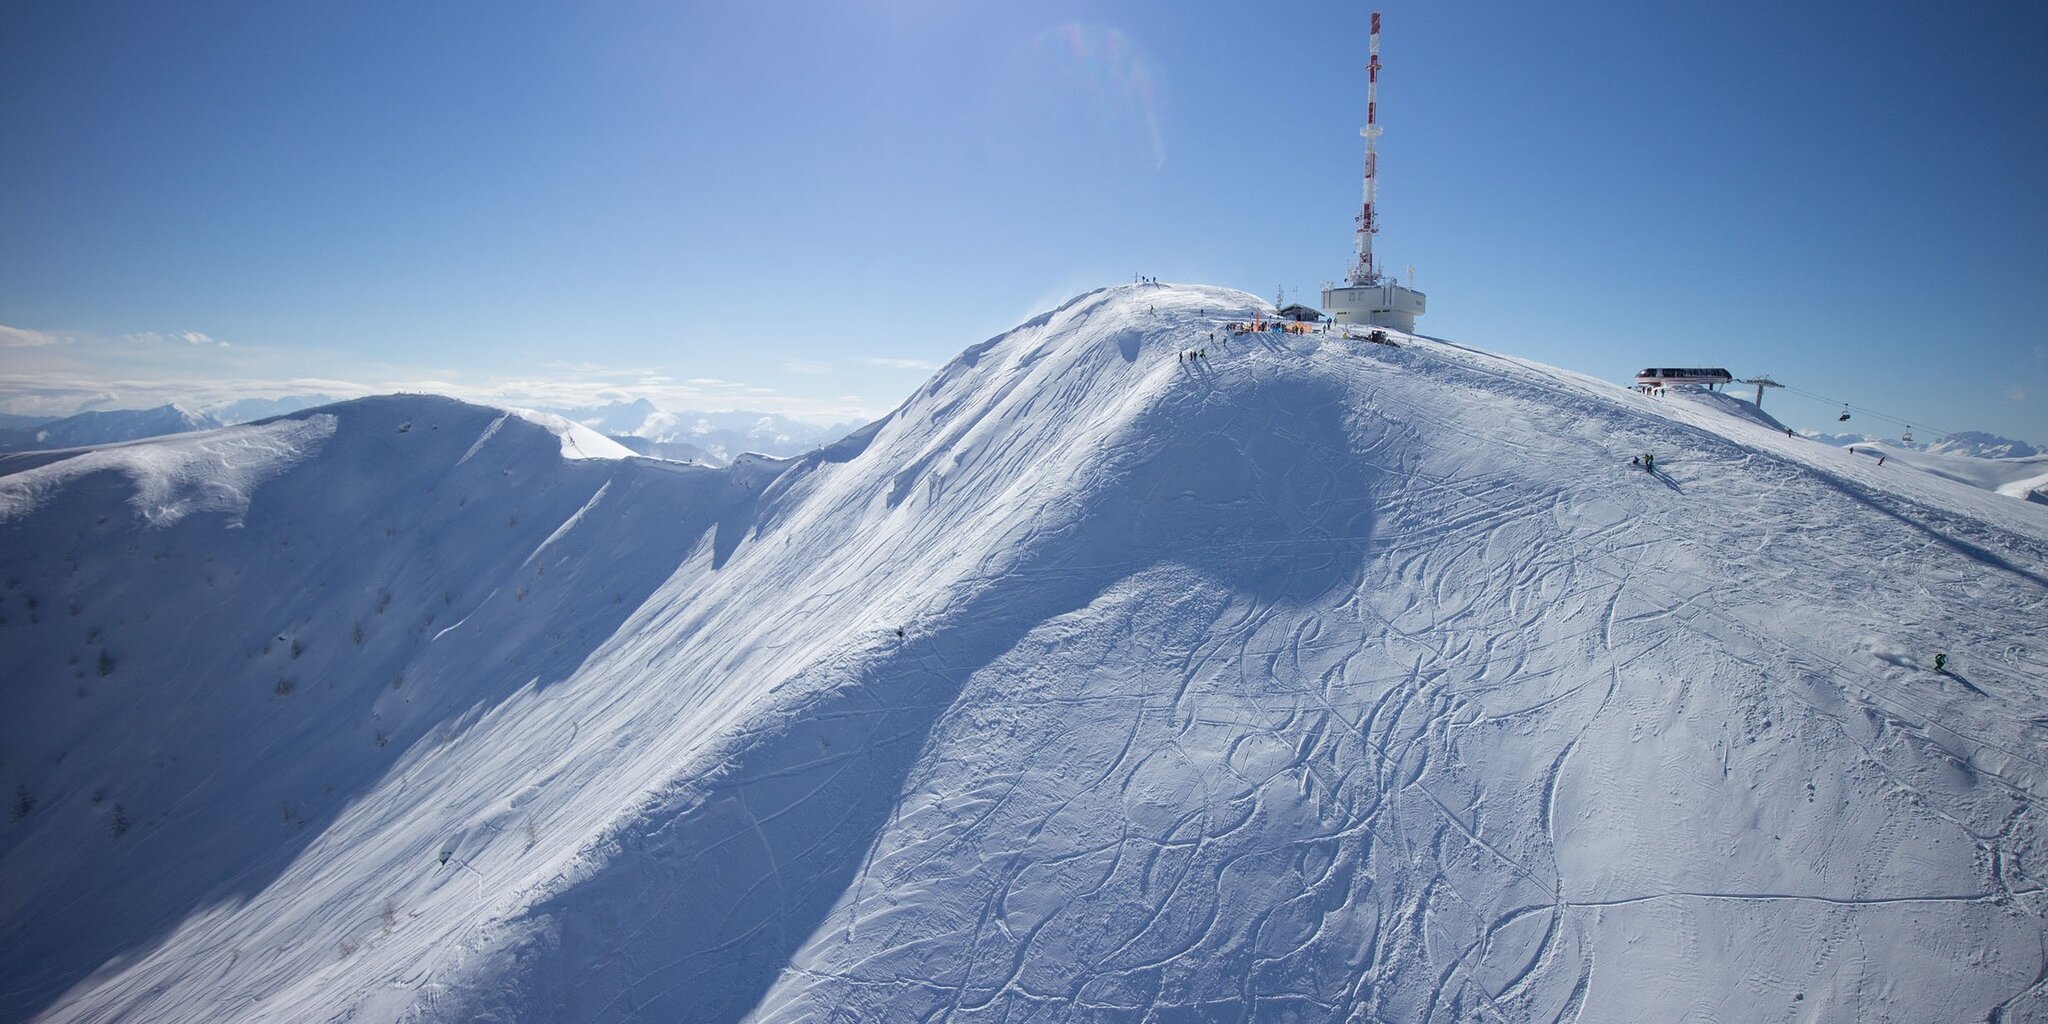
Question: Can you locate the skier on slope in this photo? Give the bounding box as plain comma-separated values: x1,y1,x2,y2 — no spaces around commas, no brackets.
1935,653,1948,673
1644,453,1655,472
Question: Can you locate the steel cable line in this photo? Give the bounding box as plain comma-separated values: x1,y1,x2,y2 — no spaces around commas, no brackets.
1774,382,1957,438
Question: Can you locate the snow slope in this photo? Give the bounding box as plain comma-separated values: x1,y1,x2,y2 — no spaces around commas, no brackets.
1825,442,2048,505
4,285,2048,1023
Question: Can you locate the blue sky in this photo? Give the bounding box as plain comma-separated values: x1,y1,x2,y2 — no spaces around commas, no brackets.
2,0,2044,442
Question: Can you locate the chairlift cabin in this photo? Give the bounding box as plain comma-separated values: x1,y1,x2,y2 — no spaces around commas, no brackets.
1633,367,1733,394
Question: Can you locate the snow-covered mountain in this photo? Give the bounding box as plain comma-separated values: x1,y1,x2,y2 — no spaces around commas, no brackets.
1827,442,2048,505
535,397,665,436
1807,428,2042,461
1926,430,2043,461
1803,428,2047,502
604,433,724,465
0,404,223,454
208,394,341,425
4,284,2047,1023
539,400,860,461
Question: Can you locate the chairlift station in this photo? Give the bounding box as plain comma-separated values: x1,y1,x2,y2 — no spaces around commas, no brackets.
1322,12,1427,333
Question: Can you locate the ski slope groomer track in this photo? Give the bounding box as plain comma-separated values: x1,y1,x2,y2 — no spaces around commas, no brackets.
3,286,2045,1023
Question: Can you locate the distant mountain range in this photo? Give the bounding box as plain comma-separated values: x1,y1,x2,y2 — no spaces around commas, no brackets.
1803,429,2041,460
533,399,864,465
0,395,863,464
0,404,223,454
211,394,341,424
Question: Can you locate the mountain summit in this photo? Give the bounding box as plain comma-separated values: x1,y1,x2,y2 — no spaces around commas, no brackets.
4,284,2046,1023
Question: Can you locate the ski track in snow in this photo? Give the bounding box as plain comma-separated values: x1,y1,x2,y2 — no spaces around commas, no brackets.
2,287,2046,1023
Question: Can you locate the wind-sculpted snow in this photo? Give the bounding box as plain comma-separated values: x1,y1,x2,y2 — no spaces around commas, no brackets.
0,414,336,526
4,287,2047,1023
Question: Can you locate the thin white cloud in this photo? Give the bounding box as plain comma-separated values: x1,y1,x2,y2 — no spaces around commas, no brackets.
2006,384,2029,403
0,324,63,348
781,359,831,375
856,356,939,371
120,330,229,348
0,325,884,425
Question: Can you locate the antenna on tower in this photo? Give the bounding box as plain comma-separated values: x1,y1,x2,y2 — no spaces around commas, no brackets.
1348,10,1385,287
1322,10,1426,333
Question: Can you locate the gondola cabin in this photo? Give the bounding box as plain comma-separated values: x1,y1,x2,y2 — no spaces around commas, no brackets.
1634,367,1732,394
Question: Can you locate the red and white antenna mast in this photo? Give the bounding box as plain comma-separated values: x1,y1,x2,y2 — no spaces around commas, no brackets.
1347,10,1385,287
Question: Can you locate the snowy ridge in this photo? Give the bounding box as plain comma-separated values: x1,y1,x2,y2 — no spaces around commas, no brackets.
3,285,2047,1022
501,408,635,461
0,404,226,454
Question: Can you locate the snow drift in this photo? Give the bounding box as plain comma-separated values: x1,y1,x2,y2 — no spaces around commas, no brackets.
3,285,2047,1023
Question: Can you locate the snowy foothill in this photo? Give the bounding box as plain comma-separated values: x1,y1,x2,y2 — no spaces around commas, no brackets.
0,415,337,527
3,284,2046,1022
